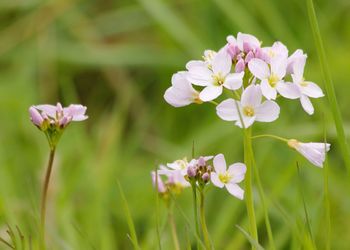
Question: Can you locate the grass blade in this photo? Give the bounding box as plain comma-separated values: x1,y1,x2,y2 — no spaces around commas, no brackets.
306,0,350,171
117,181,141,250
235,225,264,250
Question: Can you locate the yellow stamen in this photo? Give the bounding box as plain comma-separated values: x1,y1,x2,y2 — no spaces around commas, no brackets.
243,106,255,117
219,172,231,184
268,73,279,87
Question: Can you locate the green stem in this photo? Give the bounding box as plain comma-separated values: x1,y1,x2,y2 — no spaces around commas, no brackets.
307,0,350,171
250,142,276,250
323,152,331,250
243,128,259,249
199,189,211,250
251,134,288,143
169,209,180,250
40,148,56,249
191,183,201,250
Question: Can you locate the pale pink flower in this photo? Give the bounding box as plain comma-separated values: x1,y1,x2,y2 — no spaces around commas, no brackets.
290,57,324,115
187,50,244,101
248,58,300,100
210,154,246,199
186,50,217,70
287,49,307,74
236,32,261,52
29,107,45,127
164,72,201,107
262,41,288,63
216,85,280,128
288,139,331,167
167,158,189,176
158,168,190,188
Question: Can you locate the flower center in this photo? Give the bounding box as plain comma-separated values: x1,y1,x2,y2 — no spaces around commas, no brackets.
213,73,225,86
219,172,231,184
268,73,279,87
243,106,255,117
175,159,187,170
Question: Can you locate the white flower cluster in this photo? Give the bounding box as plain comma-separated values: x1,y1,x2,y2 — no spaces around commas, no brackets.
164,32,324,128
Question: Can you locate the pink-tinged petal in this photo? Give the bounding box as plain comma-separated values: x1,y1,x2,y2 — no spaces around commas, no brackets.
151,171,166,193
261,79,277,100
187,66,212,86
211,172,224,188
29,107,44,126
64,105,88,121
223,72,244,90
199,86,223,101
235,115,255,129
227,163,246,183
213,154,227,173
296,142,330,168
245,51,254,63
35,104,57,118
186,60,206,70
291,54,306,77
255,100,280,122
300,95,314,115
248,58,270,80
287,49,306,74
237,32,260,52
212,50,232,75
225,183,244,200
271,57,287,79
276,82,301,99
235,59,245,73
241,84,262,107
301,81,324,98
226,35,237,44
216,99,239,121
271,41,288,59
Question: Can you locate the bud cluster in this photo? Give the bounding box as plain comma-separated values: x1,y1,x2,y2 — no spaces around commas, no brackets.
186,156,212,185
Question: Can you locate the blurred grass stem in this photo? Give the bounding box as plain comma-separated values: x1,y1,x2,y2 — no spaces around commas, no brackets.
251,134,288,142
168,208,180,250
191,183,201,250
199,189,211,250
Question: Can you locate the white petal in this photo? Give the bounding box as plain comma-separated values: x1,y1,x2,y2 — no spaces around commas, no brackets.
296,143,329,167
255,101,280,122
213,154,227,173
223,72,244,90
187,66,212,86
276,82,301,99
248,58,270,80
241,84,262,107
271,57,287,79
186,60,206,70
300,95,314,115
227,163,246,183
261,79,277,100
216,99,239,121
211,172,224,188
225,183,244,200
235,115,255,129
301,81,324,98
212,50,232,75
237,32,260,51
199,86,223,101
292,56,306,78
287,49,306,74
35,104,57,118
164,74,198,107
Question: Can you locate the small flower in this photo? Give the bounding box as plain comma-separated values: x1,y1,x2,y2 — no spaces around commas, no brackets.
262,41,288,63
290,57,324,115
164,72,202,107
167,158,189,176
187,50,244,101
29,106,45,128
216,85,280,128
248,58,300,100
158,168,191,191
210,154,246,199
287,139,331,167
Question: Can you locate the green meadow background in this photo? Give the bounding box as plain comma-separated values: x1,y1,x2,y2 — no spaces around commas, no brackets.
0,0,349,249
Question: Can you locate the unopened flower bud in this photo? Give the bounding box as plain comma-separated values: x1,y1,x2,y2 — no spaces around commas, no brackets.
197,157,206,167
235,59,245,73
187,165,197,178
29,107,44,127
245,51,254,63
202,172,210,182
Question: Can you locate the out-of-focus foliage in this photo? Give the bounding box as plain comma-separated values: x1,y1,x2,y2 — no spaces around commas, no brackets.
0,0,350,249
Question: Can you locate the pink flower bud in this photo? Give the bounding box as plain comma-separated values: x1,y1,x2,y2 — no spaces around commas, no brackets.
245,51,254,63
197,157,206,167
29,107,44,127
235,59,245,73
243,42,253,53
202,173,210,182
187,165,197,178
56,102,63,113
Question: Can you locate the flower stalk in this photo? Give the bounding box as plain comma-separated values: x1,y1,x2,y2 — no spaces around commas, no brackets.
243,128,259,248
199,187,211,250
191,182,201,250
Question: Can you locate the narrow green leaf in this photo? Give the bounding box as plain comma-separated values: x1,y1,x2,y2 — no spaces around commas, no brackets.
235,225,264,250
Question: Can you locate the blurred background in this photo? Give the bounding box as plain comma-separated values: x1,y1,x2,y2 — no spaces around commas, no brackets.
0,0,350,249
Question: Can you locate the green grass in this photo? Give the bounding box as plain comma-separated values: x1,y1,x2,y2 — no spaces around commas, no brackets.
0,0,349,249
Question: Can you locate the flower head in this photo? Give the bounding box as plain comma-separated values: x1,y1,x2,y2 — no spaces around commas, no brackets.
287,139,331,167
210,154,246,199
216,85,280,128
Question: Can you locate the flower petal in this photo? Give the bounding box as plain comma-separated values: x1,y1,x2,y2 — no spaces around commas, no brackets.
248,58,270,80
225,183,244,200
211,172,224,188
235,116,255,129
216,99,239,121
223,72,244,90
300,95,314,115
212,50,232,75
35,104,57,118
270,57,287,79
199,86,223,101
255,100,280,122
241,84,262,108
301,81,324,98
187,66,212,86
227,163,246,183
213,154,226,173
276,82,301,99
260,79,277,100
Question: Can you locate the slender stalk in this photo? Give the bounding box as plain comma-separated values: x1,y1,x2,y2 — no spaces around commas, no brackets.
306,0,350,171
251,134,288,143
168,209,180,250
40,147,56,247
243,128,258,249
191,183,201,250
250,142,276,250
199,189,211,250
323,124,331,250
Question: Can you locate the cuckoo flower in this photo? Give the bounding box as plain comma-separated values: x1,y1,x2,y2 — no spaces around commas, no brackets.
262,41,288,63
288,139,330,167
290,57,324,115
248,58,300,100
164,72,202,107
236,32,261,53
167,158,189,176
216,85,280,128
210,154,246,199
187,50,244,101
